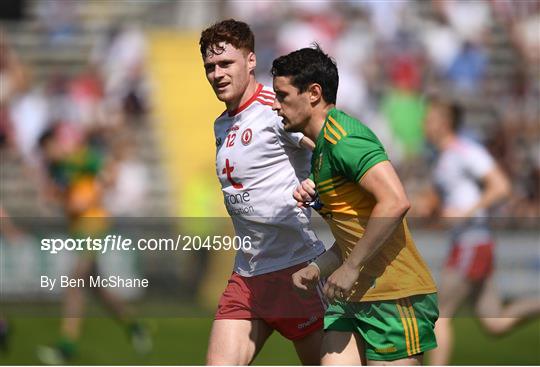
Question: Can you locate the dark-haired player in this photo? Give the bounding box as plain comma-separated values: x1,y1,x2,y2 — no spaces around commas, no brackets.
272,45,438,365
199,20,326,365
422,98,540,365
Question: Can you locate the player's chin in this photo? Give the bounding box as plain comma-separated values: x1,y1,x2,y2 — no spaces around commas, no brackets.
215,91,229,102
214,89,232,102
283,122,300,133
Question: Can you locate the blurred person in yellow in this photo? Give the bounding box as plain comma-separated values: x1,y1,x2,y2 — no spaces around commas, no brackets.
421,97,540,365
35,125,151,364
273,45,438,365
199,19,326,365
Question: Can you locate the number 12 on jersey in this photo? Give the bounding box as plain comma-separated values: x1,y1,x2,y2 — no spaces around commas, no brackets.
226,133,236,147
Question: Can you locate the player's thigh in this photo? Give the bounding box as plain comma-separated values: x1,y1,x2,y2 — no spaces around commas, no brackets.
206,318,273,365
437,267,472,317
474,274,502,318
368,354,423,366
293,329,324,365
321,330,366,365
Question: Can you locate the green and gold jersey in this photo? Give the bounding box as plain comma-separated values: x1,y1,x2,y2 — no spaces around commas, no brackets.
312,108,436,302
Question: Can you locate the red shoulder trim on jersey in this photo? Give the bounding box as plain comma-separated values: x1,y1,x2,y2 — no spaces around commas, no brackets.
256,98,274,106
228,83,264,117
258,93,275,102
259,89,275,97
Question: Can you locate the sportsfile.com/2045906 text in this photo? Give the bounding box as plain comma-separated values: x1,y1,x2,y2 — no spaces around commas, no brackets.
40,235,252,254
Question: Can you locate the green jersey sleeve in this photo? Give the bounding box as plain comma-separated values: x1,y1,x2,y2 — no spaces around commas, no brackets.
330,131,389,183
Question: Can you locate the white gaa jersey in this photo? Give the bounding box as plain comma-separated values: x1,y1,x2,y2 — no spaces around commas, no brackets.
434,137,495,246
214,84,324,276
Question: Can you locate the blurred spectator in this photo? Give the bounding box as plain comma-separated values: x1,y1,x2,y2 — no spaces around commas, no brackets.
9,87,49,164
276,6,341,55
334,16,374,117
421,13,462,77
45,74,73,124
34,0,80,44
511,11,540,70
446,41,488,94
91,23,149,120
489,0,540,27
67,66,106,127
0,32,28,151
0,32,29,105
354,0,409,42
252,20,279,87
0,32,50,162
103,134,148,216
225,1,281,24
435,0,491,44
381,55,426,159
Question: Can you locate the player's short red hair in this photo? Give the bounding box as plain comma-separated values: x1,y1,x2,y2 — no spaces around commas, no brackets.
199,19,254,58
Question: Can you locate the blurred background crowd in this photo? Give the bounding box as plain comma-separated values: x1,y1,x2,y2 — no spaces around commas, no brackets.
227,0,540,220
0,1,538,364
1,1,158,220
1,0,538,222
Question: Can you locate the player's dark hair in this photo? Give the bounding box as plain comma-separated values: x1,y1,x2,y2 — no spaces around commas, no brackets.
428,96,464,132
199,19,254,58
271,44,339,105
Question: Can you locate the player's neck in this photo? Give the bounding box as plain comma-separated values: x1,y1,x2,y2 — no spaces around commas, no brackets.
304,104,335,142
226,78,259,114
439,134,457,150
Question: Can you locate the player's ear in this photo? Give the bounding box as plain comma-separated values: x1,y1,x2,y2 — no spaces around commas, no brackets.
247,51,256,72
308,83,323,104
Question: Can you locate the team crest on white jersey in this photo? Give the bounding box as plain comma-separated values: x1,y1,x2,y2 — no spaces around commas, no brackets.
241,128,253,146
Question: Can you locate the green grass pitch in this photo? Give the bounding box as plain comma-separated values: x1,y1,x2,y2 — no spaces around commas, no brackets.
0,316,538,365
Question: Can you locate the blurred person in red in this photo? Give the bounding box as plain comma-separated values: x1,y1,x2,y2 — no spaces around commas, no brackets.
68,66,106,127
420,97,540,365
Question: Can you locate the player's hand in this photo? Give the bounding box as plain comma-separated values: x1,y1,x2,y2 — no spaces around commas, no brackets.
293,179,316,207
292,264,320,297
324,261,360,302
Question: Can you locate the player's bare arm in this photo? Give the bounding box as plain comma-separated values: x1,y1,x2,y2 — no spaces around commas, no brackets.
324,160,410,301
462,166,510,217
292,243,342,292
